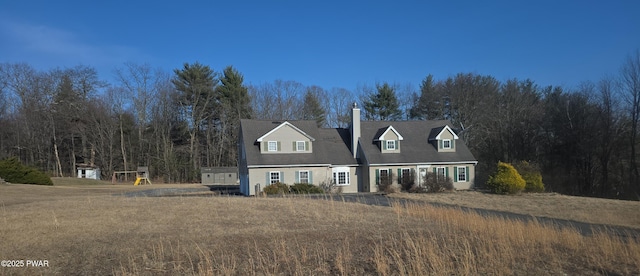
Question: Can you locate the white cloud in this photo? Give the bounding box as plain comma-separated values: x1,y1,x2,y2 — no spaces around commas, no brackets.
0,18,149,68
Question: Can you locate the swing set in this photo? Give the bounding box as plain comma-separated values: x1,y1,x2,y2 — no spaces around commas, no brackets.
111,166,152,185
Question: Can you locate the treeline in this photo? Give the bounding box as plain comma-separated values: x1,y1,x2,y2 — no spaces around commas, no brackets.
0,52,639,199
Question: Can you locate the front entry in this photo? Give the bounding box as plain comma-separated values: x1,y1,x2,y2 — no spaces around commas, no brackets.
417,165,430,186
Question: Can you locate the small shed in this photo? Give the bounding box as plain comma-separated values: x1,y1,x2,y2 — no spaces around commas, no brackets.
201,167,238,185
77,165,101,180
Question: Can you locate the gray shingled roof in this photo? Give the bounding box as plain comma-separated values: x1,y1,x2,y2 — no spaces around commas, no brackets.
359,120,477,165
240,120,357,166
240,119,477,167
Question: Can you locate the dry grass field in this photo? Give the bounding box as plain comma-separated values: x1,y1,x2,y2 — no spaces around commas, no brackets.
388,191,640,229
1,179,639,275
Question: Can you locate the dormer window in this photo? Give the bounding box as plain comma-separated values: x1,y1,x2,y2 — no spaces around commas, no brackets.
268,141,278,152
386,140,396,150
375,126,403,153
296,141,307,151
442,139,451,149
257,121,316,154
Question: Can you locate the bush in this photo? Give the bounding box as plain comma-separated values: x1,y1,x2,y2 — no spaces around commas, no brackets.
399,170,416,192
0,157,53,185
290,183,324,194
424,173,454,193
319,181,342,194
486,162,525,194
378,171,396,194
513,161,545,193
263,182,290,195
413,172,453,193
516,161,545,193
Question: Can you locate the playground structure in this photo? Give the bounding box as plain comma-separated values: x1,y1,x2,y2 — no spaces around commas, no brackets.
111,166,152,185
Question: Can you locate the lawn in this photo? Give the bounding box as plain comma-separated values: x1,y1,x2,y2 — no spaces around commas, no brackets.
388,190,640,229
1,179,639,275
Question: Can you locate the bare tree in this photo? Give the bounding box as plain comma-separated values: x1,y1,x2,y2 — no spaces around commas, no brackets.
249,80,303,120
114,62,158,167
620,50,640,190
326,87,354,128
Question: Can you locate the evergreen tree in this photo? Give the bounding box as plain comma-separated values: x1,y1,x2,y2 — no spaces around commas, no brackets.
409,74,443,120
217,66,252,121
363,82,402,120
172,62,218,174
301,87,326,127
216,66,251,166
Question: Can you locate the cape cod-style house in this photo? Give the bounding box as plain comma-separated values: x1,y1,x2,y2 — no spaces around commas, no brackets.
238,104,477,195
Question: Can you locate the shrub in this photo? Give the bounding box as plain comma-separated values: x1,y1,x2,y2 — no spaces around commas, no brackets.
263,182,290,195
318,181,339,194
290,183,324,194
486,162,525,194
425,173,454,193
514,161,545,193
0,157,53,185
378,171,396,193
414,172,453,193
399,170,416,192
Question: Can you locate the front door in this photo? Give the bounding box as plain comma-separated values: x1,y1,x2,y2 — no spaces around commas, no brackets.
417,165,430,186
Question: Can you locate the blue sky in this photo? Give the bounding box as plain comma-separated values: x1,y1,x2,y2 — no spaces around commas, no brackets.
1,1,639,91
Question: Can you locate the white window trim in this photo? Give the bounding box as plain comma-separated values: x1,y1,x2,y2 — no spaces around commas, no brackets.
332,167,351,186
400,168,411,184
296,141,306,151
401,168,411,176
436,167,446,179
379,168,390,178
269,171,281,184
378,168,392,185
442,139,452,149
268,141,278,152
386,140,396,150
457,166,467,182
299,170,309,184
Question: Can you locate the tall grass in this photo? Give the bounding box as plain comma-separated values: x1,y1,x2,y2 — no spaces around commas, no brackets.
113,200,640,275
2,186,638,275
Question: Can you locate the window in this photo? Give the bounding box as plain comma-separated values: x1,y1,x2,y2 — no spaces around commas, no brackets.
442,139,451,149
378,169,392,186
299,170,309,183
457,167,467,182
436,167,446,179
400,168,412,184
332,167,350,186
402,168,411,177
296,141,306,151
379,169,389,179
386,140,396,150
269,171,281,184
268,141,278,152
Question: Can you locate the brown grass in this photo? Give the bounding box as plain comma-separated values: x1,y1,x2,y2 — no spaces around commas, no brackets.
1,181,639,275
388,190,640,229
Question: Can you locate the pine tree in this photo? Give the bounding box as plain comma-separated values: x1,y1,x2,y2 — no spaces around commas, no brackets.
410,74,443,120
363,82,402,120
301,88,326,127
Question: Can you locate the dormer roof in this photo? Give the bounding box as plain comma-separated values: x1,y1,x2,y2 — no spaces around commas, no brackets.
256,121,316,142
240,119,357,166
373,125,404,141
359,120,476,165
428,125,459,141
